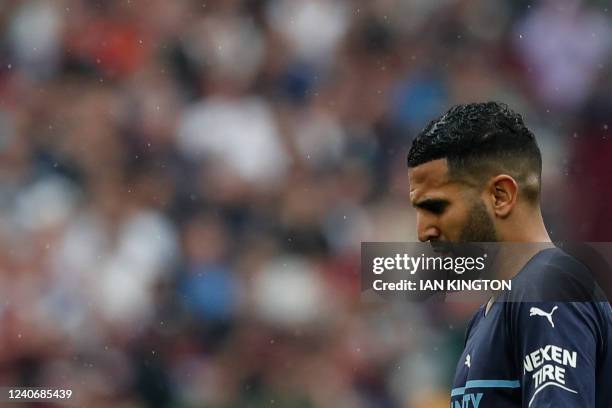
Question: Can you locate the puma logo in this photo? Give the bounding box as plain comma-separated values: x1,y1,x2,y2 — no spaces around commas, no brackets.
465,354,471,368
529,306,559,328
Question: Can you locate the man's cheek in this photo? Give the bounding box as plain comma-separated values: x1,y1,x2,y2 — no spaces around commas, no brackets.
441,211,466,241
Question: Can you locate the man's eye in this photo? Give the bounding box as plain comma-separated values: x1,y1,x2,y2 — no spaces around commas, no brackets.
424,202,447,215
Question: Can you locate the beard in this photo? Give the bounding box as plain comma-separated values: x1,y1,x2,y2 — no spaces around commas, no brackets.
458,200,498,242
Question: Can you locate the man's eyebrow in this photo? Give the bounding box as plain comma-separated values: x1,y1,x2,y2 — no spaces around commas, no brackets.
412,198,450,212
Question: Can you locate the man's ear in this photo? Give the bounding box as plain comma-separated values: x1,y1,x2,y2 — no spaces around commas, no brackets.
487,175,518,218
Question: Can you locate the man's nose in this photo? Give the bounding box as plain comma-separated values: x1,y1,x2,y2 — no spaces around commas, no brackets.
417,214,440,242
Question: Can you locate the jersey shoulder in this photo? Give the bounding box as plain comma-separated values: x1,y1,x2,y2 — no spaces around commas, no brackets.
507,247,606,302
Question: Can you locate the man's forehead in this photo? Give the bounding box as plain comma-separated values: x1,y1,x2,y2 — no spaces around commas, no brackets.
408,159,451,200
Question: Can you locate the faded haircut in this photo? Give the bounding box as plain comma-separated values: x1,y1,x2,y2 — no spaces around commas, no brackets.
407,102,542,204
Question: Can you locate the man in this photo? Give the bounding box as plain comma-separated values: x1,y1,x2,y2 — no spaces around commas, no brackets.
406,102,611,407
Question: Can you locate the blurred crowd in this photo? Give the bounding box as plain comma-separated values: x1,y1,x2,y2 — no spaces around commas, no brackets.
0,0,611,407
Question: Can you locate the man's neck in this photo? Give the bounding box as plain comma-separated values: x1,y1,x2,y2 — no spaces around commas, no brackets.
484,240,555,315
501,209,552,243
493,242,555,280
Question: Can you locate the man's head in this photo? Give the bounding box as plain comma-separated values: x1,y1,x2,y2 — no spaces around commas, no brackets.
407,102,542,243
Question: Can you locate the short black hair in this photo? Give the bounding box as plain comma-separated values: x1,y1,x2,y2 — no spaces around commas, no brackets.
407,102,542,204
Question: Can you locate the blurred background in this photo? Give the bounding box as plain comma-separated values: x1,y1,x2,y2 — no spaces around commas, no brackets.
0,0,611,407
